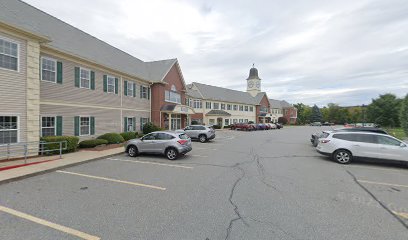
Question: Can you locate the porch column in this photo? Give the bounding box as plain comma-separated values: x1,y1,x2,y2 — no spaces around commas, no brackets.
168,114,172,130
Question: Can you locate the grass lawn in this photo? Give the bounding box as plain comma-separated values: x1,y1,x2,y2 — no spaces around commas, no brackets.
385,128,407,140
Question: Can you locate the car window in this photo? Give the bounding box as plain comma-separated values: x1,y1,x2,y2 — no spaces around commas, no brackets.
143,133,156,140
185,126,192,130
179,133,189,139
199,126,206,130
156,133,174,140
376,135,401,146
354,134,377,143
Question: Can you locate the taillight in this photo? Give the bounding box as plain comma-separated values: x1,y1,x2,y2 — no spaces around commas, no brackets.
320,139,330,143
178,139,188,145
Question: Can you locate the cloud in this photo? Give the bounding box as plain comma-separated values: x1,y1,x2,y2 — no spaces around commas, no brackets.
24,0,408,106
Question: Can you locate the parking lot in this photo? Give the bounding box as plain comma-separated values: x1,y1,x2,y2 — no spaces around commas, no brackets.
0,126,407,240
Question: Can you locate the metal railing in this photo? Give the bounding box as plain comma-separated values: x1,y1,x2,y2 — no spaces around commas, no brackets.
0,141,67,164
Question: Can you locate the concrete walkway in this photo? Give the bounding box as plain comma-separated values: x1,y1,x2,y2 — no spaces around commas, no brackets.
0,147,124,184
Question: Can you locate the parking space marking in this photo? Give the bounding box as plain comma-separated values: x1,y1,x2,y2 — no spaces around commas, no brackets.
392,211,408,219
0,205,100,240
358,179,408,189
345,165,408,175
193,147,218,150
189,155,208,158
107,158,193,169
56,170,166,191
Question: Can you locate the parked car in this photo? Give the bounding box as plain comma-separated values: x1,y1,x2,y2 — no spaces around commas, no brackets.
125,131,192,160
310,122,322,126
275,123,283,129
177,125,215,143
310,127,389,147
231,123,252,131
316,132,408,164
322,122,334,126
256,124,267,130
267,123,277,129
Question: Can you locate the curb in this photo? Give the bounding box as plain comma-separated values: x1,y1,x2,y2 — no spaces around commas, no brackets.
0,152,124,185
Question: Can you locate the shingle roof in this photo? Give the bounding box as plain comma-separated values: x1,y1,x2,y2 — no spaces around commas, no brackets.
0,0,175,82
206,110,231,116
187,82,259,105
185,84,203,99
269,99,293,109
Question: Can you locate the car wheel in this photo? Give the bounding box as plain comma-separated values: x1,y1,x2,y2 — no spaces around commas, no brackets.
165,148,178,160
333,149,352,164
127,145,138,157
199,134,207,143
313,139,319,147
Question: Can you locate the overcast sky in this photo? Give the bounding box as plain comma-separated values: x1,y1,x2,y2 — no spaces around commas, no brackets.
24,0,408,106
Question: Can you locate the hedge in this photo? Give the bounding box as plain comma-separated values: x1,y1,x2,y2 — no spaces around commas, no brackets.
212,125,221,129
40,136,79,154
97,133,125,144
120,132,138,141
79,139,108,148
143,122,161,134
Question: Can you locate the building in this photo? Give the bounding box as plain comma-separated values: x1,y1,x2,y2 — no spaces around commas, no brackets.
269,99,297,124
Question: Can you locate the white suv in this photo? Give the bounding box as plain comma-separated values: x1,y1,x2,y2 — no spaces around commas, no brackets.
316,132,408,164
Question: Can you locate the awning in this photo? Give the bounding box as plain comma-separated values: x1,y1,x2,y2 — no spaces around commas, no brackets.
160,104,195,114
258,113,267,117
206,110,232,116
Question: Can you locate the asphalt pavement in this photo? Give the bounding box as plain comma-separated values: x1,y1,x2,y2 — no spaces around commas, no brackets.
0,126,407,240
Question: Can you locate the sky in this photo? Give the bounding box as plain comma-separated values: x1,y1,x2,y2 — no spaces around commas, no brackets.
23,0,408,106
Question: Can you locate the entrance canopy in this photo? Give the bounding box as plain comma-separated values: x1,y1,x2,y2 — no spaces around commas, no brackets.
205,110,231,116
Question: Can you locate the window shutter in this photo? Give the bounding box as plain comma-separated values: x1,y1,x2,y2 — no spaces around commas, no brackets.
140,117,143,131
124,117,128,132
74,67,80,87
56,116,63,136
133,117,136,131
74,116,80,136
133,83,136,97
148,87,150,100
140,85,143,98
57,62,63,84
90,117,95,135
115,78,119,94
90,71,95,90
103,75,107,92
124,81,128,96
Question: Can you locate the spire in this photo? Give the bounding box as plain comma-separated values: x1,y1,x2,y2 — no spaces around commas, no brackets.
246,64,261,80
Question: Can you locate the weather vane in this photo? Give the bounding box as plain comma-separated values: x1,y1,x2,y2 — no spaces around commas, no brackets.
252,63,255,68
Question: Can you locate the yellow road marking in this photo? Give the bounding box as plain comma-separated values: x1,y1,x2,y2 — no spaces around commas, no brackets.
56,170,166,191
0,205,100,240
107,158,193,169
392,211,408,219
358,180,408,188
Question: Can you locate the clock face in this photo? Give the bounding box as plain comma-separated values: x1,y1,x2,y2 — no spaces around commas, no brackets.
248,81,254,88
256,81,260,88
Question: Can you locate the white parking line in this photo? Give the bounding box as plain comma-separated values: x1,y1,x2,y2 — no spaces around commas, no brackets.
358,179,408,189
56,170,166,191
107,158,193,169
392,211,408,219
345,165,408,175
0,205,100,240
193,147,218,150
189,155,208,158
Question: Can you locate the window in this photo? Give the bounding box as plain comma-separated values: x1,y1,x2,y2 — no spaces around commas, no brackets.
193,100,202,109
377,135,401,146
140,117,149,131
0,38,18,71
245,119,248,123
233,119,238,123
127,82,134,96
141,85,149,99
261,106,268,112
250,106,254,112
156,133,174,140
41,57,56,82
165,90,181,103
239,119,243,123
107,76,115,93
221,104,225,110
233,105,238,111
80,117,90,136
239,105,244,111
227,104,232,110
225,119,230,126
209,119,215,125
206,102,212,109
80,68,90,89
245,106,249,111
41,117,55,137
213,103,220,110
0,116,18,144
127,117,134,132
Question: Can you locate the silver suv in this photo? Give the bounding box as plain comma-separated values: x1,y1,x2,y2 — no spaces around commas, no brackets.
179,125,216,143
125,131,192,160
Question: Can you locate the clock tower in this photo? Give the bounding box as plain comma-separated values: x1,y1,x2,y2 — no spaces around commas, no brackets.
246,64,261,97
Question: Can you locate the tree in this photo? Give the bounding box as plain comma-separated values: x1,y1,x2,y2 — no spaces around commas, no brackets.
310,105,323,122
278,117,288,125
293,103,312,125
366,94,402,127
400,94,408,135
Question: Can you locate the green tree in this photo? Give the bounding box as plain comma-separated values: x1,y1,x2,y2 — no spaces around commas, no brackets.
310,105,323,122
400,94,408,135
366,94,402,127
293,103,312,124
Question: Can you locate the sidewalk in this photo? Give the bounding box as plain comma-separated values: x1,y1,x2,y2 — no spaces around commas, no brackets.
0,147,124,184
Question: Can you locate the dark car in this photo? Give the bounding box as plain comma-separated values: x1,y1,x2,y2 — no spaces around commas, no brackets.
231,123,252,131
275,123,283,129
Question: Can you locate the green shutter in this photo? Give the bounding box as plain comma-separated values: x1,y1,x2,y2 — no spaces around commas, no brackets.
74,116,80,136
74,67,80,87
90,71,95,90
124,117,128,132
124,81,128,96
56,116,63,136
57,62,63,84
140,117,143,131
147,87,150,100
90,117,95,135
140,85,143,98
115,78,119,94
103,75,107,92
133,117,136,131
133,83,136,97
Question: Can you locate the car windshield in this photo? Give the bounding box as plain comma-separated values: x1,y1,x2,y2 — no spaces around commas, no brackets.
179,133,189,139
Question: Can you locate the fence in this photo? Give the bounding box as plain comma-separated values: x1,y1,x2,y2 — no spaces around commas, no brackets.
0,141,67,164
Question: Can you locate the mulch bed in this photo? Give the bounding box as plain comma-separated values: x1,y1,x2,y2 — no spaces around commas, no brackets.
79,143,124,152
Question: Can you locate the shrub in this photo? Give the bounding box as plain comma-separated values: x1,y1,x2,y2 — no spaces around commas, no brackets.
143,122,161,134
97,133,125,144
212,125,221,129
248,121,254,124
79,139,108,148
223,125,231,129
191,120,198,125
120,132,138,141
278,117,288,125
40,136,79,154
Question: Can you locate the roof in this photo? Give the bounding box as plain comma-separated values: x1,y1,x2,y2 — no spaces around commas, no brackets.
0,0,176,82
269,99,293,109
187,82,259,105
206,110,231,116
185,84,203,99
